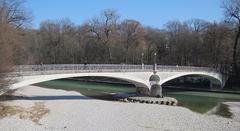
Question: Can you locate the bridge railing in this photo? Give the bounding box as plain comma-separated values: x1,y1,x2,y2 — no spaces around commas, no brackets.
15,64,147,71
156,65,216,72
11,64,219,76
12,64,144,76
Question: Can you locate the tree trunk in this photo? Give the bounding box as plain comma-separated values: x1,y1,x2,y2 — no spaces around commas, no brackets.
107,46,113,64
125,45,129,64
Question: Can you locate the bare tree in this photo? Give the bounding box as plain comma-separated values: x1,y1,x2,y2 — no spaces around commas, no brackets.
0,0,31,28
120,19,145,63
0,23,14,91
186,19,210,33
39,20,61,63
144,27,167,64
203,23,232,68
87,9,119,63
0,0,30,92
222,0,240,76
165,21,192,65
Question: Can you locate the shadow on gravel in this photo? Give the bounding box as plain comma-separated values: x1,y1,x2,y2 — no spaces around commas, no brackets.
24,95,92,100
0,95,92,101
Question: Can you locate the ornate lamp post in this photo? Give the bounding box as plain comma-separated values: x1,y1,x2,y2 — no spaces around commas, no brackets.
153,52,157,73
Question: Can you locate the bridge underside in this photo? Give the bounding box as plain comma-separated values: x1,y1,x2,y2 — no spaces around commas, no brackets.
161,74,222,88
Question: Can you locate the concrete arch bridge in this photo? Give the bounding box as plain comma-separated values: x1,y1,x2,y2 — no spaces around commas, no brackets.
8,64,224,96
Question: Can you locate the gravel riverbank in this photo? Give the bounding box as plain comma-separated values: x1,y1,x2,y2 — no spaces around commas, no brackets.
0,86,239,131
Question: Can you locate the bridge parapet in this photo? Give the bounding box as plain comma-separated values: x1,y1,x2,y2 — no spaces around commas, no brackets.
156,65,217,72
12,64,220,76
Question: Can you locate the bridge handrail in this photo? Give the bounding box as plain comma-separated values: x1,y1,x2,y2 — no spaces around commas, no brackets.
156,65,216,72
12,64,218,74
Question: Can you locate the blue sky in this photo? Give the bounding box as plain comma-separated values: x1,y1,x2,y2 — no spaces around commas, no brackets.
26,0,223,29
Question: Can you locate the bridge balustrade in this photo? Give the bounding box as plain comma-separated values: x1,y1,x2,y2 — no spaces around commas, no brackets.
11,64,219,76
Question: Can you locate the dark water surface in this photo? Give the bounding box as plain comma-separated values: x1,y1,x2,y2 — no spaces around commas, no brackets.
35,79,136,100
35,79,240,118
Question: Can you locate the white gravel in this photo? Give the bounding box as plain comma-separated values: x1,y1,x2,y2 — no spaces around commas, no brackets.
0,86,240,131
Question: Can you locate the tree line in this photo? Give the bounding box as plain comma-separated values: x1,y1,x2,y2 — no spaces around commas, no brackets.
23,12,234,66
0,0,240,89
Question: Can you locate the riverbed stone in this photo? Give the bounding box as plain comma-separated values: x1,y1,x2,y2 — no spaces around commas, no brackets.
118,96,178,106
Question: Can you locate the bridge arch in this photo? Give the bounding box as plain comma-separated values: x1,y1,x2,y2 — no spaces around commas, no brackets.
10,72,150,90
159,72,223,87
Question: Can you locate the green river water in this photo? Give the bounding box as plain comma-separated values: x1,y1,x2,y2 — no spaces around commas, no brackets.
35,79,240,118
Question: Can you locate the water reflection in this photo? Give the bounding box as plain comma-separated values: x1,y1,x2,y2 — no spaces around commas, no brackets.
163,90,239,118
